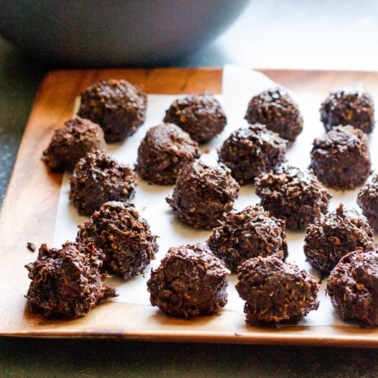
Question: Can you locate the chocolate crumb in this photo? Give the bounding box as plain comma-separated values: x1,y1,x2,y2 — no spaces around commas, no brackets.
26,242,36,252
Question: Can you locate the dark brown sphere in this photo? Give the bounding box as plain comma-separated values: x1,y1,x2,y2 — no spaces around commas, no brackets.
244,87,303,142
25,241,117,318
304,203,375,275
166,161,240,229
136,123,200,185
218,123,288,185
235,256,319,325
320,84,375,134
207,205,288,273
78,79,147,143
147,243,230,318
69,150,137,216
310,125,371,190
327,250,378,327
42,116,106,172
163,91,227,144
357,174,378,230
254,165,331,230
77,201,159,281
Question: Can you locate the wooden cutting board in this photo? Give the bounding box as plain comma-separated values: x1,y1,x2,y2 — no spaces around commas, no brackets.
2,68,378,347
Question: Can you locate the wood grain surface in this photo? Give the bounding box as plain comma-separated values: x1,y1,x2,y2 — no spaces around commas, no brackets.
1,68,378,347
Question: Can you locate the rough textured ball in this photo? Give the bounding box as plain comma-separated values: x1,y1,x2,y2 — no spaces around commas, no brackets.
135,123,200,185
207,205,288,273
254,165,331,230
357,174,378,230
78,79,147,143
320,84,375,134
42,116,107,172
163,91,227,144
147,243,230,318
77,201,159,281
166,161,240,229
25,241,117,318
310,125,371,190
218,123,288,185
244,87,303,142
69,150,137,216
304,203,375,275
235,256,319,325
327,250,378,327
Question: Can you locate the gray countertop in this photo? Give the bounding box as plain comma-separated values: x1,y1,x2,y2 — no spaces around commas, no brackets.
1,1,378,376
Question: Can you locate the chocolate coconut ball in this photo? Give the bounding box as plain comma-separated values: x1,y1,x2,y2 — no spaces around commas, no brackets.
77,79,147,143
218,123,288,185
244,87,303,142
77,201,159,281
207,205,288,273
254,165,331,230
163,91,227,144
42,116,107,172
166,161,240,229
327,250,378,327
320,84,375,134
309,125,371,190
135,123,201,185
304,203,375,275
147,243,230,318
69,150,137,216
25,241,117,318
235,256,319,325
357,174,378,230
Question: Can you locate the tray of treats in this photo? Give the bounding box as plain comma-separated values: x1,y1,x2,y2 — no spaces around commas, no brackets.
2,66,378,347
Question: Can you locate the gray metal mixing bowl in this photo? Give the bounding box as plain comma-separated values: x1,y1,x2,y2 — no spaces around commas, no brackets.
0,0,250,67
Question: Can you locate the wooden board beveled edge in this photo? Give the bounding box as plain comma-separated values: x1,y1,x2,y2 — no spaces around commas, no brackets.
2,67,378,347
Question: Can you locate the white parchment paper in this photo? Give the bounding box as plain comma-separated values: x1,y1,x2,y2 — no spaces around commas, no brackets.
53,65,378,326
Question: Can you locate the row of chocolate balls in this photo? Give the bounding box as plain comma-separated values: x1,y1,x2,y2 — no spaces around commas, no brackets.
24,200,320,326
76,79,375,145
25,193,378,327
43,77,376,191
42,111,378,238
43,78,375,173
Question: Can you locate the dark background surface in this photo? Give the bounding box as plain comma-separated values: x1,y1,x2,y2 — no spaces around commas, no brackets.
1,1,378,376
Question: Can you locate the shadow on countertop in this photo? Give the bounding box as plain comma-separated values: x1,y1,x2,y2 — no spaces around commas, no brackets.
0,37,49,207
0,336,376,378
